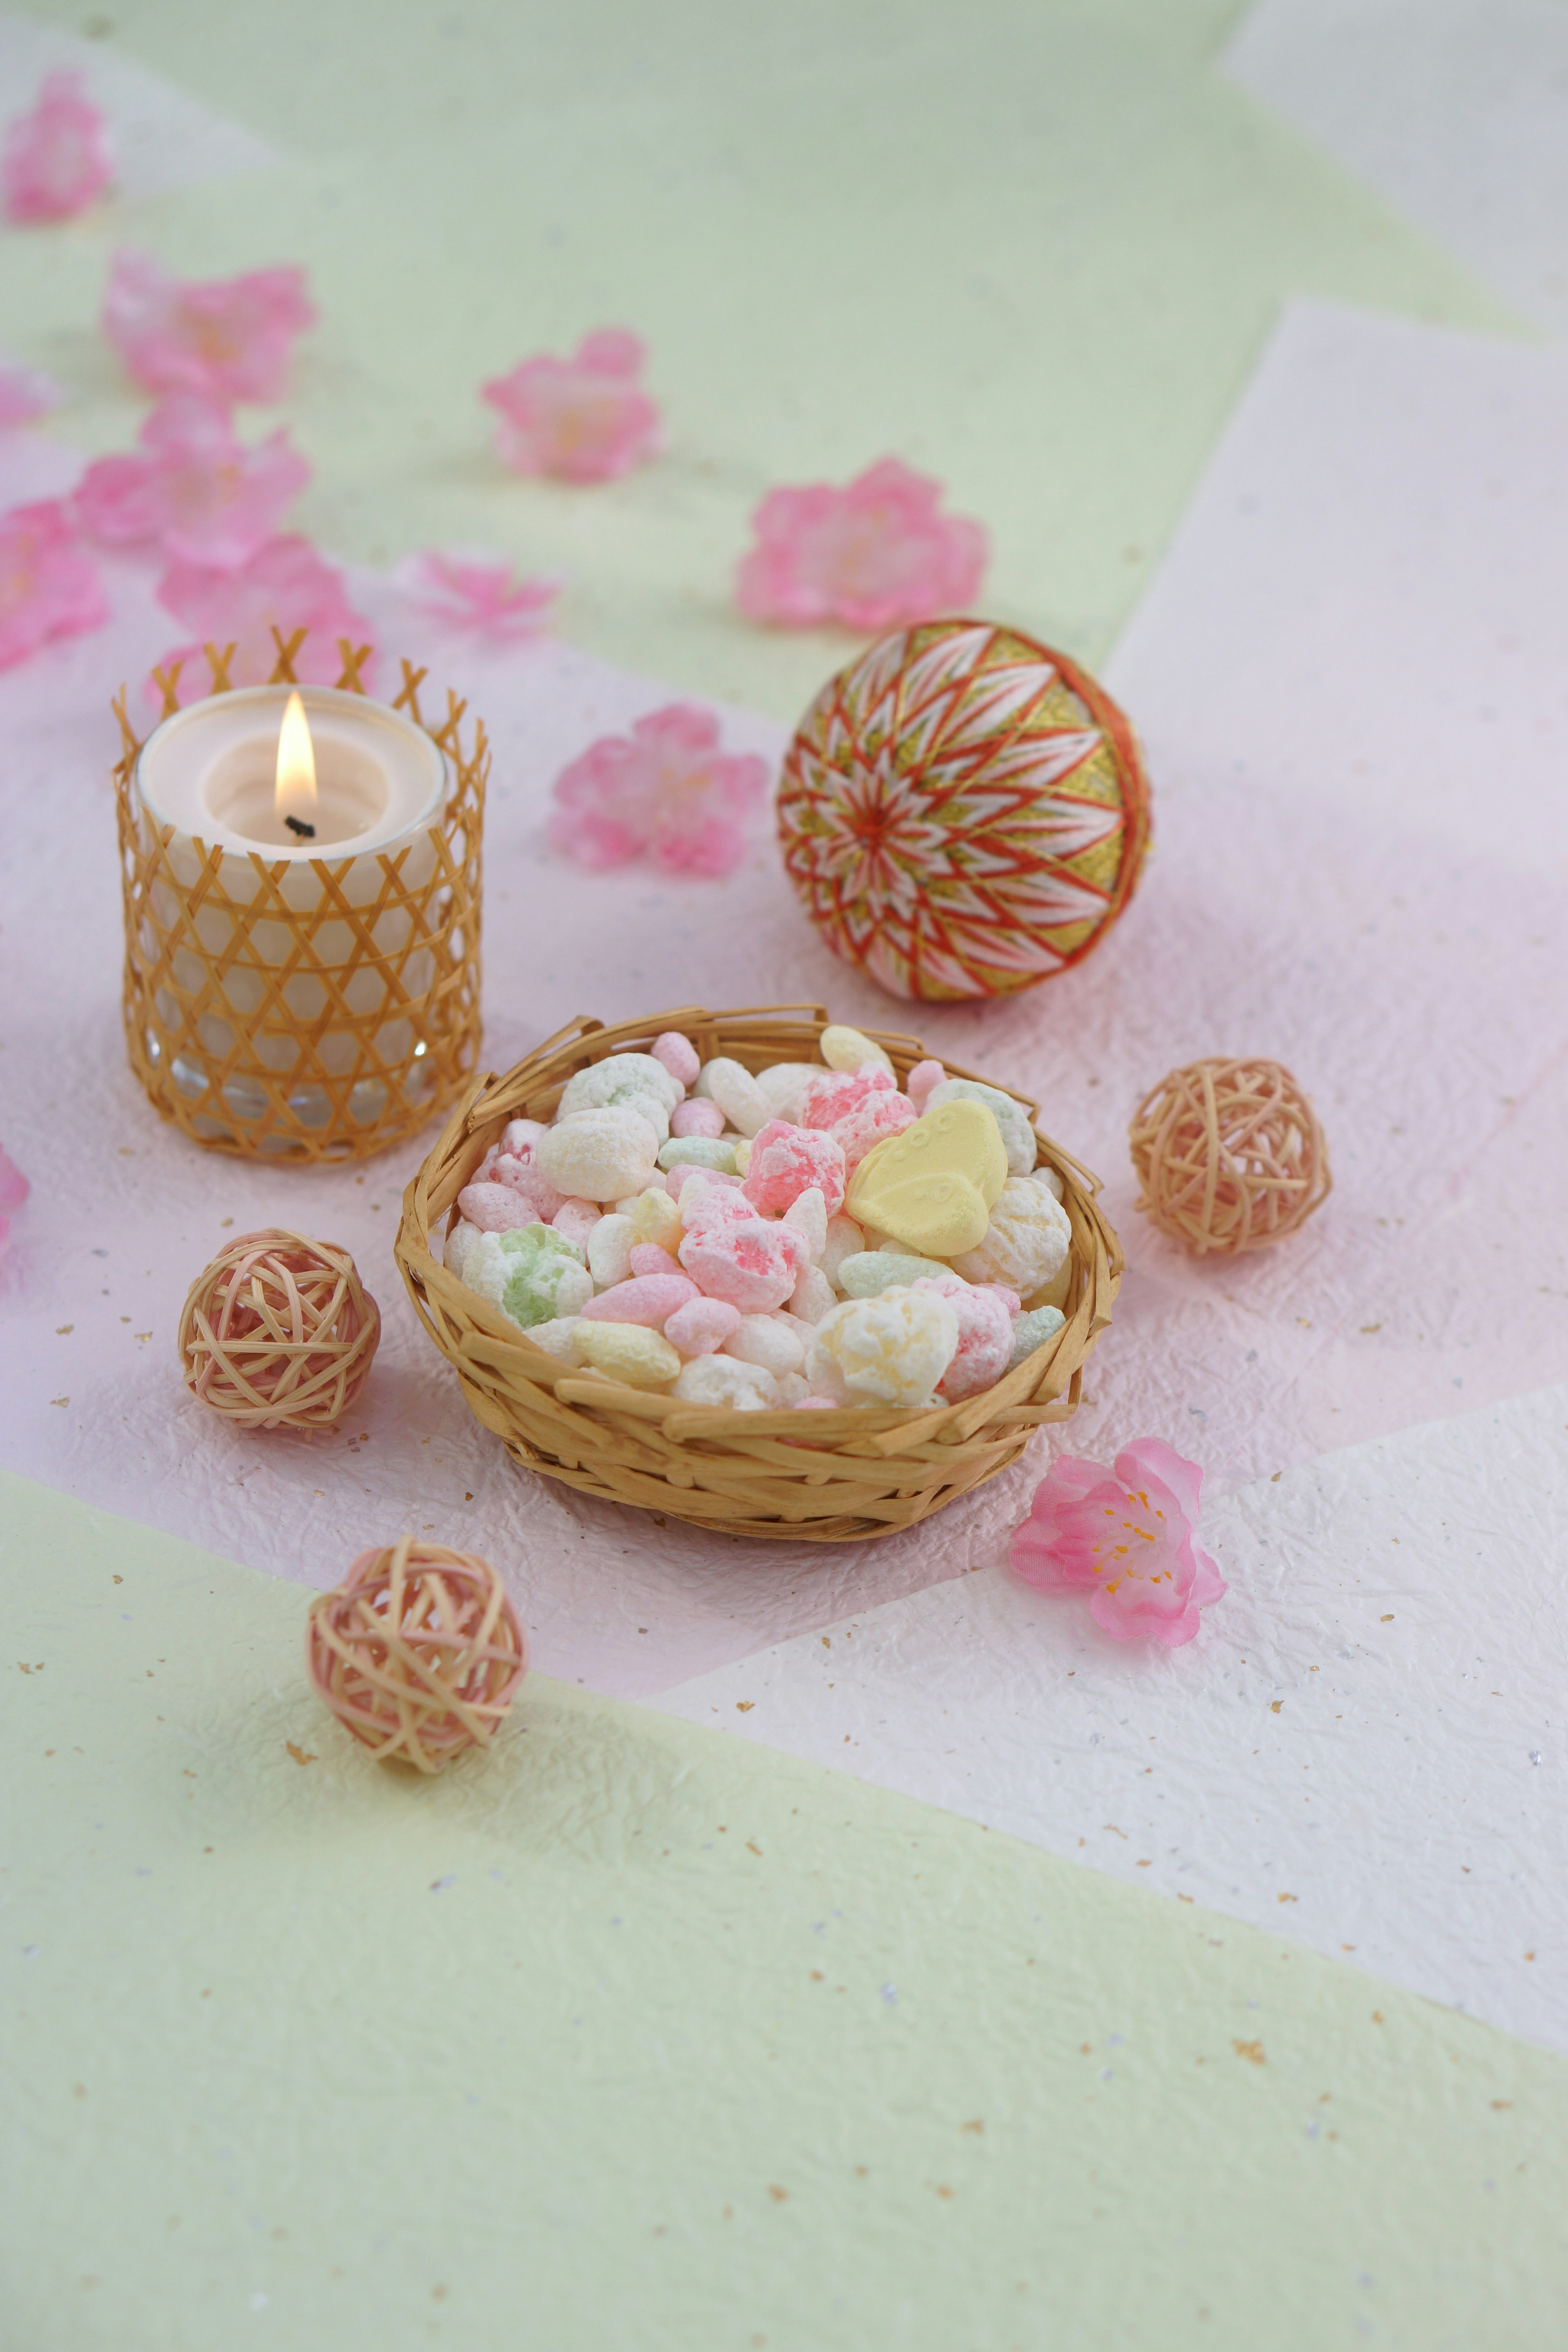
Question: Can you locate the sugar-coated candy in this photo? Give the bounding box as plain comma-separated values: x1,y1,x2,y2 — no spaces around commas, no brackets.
782,1184,828,1263
951,1174,1071,1297
467,1224,595,1330
904,1059,945,1109
499,1117,550,1158
491,1155,568,1221
831,1091,917,1171
664,1295,742,1356
651,1030,701,1088
819,1212,864,1290
659,1135,737,1175
1031,1165,1065,1200
806,1287,960,1409
924,1077,1037,1176
601,1081,670,1145
837,1249,950,1297
444,1218,481,1280
523,1314,586,1363
701,1057,771,1138
586,1214,635,1289
679,1211,807,1313
911,1272,1014,1402
786,1264,838,1324
551,1198,602,1249
539,1106,659,1202
724,1312,807,1378
1009,1303,1066,1368
671,1355,782,1410
755,1062,824,1125
732,1139,753,1176
575,1320,681,1389
558,1051,684,1118
628,1241,682,1279
457,1180,537,1234
630,1185,683,1255
820,1024,894,1076
680,1180,755,1234
793,1394,838,1410
804,1062,893,1130
846,1098,1007,1258
670,1097,726,1140
742,1120,847,1218
579,1272,697,1327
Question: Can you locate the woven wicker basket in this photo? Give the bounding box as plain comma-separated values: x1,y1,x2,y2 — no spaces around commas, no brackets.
394,1004,1122,1543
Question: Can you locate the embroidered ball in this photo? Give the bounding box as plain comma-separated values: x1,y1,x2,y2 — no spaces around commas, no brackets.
777,618,1151,1000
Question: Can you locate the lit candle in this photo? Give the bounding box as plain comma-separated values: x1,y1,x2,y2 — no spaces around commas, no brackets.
133,683,451,1141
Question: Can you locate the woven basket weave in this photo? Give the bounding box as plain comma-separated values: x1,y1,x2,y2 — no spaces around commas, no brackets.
394,1004,1123,1543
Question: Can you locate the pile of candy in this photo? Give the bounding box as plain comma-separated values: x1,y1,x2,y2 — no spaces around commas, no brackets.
443,1025,1072,1413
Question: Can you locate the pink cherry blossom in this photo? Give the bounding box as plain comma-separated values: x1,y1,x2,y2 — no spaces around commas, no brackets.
548,704,770,879
0,499,107,672
482,330,662,483
394,549,561,639
153,534,375,700
2,72,113,225
735,457,987,632
103,249,317,405
74,394,309,569
0,1144,25,1253
0,364,63,429
1009,1436,1226,1649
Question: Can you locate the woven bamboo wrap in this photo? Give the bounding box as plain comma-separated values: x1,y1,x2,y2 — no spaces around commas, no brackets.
113,632,487,1165
394,1006,1123,1544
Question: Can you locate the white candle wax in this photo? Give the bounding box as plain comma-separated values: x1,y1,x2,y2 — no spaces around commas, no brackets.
134,686,452,1136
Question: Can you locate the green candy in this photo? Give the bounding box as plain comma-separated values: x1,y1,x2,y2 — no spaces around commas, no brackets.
837,1250,951,1298
658,1136,737,1174
1008,1303,1065,1369
468,1223,593,1331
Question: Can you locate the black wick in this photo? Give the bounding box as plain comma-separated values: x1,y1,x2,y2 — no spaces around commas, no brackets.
284,814,316,839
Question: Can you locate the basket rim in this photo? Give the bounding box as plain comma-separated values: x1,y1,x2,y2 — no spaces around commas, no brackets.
392,1002,1123,1453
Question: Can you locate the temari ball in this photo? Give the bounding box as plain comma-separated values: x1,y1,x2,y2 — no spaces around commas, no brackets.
776,619,1152,1001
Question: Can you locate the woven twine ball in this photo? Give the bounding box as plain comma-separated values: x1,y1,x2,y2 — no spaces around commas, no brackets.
1129,1058,1331,1258
305,1536,528,1773
178,1228,380,1430
776,617,1152,1000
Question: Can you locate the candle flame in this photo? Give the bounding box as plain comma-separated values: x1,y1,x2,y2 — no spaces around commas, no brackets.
274,690,318,826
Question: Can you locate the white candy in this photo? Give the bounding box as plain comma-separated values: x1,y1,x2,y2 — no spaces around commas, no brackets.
923,1077,1037,1176
444,1218,481,1281
586,1213,636,1290
557,1051,684,1119
783,1184,827,1263
820,1213,865,1290
537,1106,659,1203
755,1062,825,1125
524,1315,586,1364
724,1313,807,1378
788,1265,838,1325
1031,1165,1065,1200
777,1372,809,1405
951,1176,1071,1297
499,1118,549,1158
806,1286,960,1410
732,1138,753,1176
820,1024,895,1076
672,1354,782,1410
700,1057,771,1138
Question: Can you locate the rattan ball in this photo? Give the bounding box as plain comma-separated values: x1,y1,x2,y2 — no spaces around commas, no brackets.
178,1228,380,1430
305,1536,528,1773
1129,1058,1330,1257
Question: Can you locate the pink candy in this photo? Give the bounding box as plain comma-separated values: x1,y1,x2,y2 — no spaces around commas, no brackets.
552,1198,602,1248
664,1296,742,1357
493,1155,566,1221
652,1030,701,1088
670,1097,726,1140
803,1062,894,1131
579,1273,697,1327
906,1058,946,1108
915,1273,1013,1402
832,1091,917,1171
628,1242,682,1278
500,1118,549,1159
457,1182,538,1234
742,1119,847,1217
679,1214,808,1313
681,1181,755,1234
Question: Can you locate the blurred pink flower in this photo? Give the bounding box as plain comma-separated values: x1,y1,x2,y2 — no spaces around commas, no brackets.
0,363,63,429
74,394,309,569
2,71,113,225
0,499,107,672
103,249,316,404
0,1144,24,1252
736,457,987,631
153,534,375,700
548,704,770,879
1009,1436,1226,1649
482,330,661,483
394,549,561,639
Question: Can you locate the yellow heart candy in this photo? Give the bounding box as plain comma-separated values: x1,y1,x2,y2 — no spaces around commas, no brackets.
846,1099,1009,1258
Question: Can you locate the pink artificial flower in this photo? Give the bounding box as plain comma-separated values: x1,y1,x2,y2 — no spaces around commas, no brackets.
153,534,375,699
0,499,107,672
736,457,987,632
0,364,63,429
1009,1436,1227,1649
548,704,770,879
103,249,317,405
394,548,561,639
482,330,662,483
2,72,113,225
74,394,309,569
